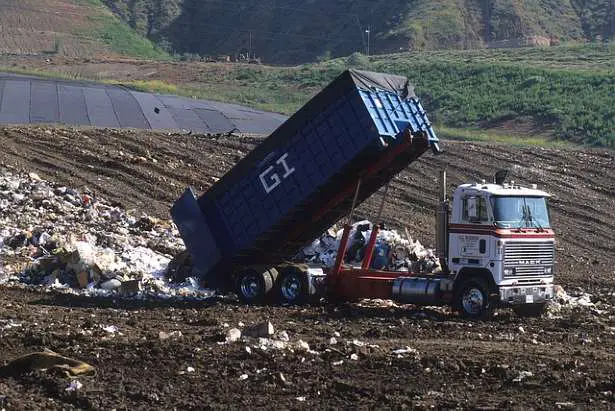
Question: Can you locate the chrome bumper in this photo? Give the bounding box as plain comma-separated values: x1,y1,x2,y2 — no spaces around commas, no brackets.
499,284,555,305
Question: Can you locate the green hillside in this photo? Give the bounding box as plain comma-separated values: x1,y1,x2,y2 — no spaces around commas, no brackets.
0,0,166,59
103,0,615,63
100,44,614,148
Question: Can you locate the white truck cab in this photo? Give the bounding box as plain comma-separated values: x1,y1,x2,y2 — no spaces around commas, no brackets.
442,178,555,316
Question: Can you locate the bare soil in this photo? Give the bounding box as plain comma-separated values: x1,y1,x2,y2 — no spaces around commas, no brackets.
0,1,116,58
1,126,612,289
0,125,614,409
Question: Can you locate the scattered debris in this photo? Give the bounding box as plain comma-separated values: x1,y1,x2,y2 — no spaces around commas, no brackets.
392,347,419,356
278,372,290,385
298,220,441,273
277,331,290,342
258,337,287,351
159,331,183,340
65,380,83,392
513,371,534,383
243,321,275,338
0,169,213,300
0,350,95,377
225,328,242,343
547,287,595,316
296,340,310,352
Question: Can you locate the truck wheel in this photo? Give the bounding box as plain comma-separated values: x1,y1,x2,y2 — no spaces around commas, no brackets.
278,268,309,305
454,278,492,319
513,303,546,317
236,268,276,304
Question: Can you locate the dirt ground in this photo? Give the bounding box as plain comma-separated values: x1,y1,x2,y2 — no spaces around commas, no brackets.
1,126,612,290
0,56,261,86
0,125,614,409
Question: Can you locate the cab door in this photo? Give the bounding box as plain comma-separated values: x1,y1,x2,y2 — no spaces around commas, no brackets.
449,194,492,271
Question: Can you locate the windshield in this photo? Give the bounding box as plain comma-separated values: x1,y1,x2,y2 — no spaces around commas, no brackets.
490,196,551,229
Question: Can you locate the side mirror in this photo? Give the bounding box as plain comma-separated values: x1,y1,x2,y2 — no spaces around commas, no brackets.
467,197,479,220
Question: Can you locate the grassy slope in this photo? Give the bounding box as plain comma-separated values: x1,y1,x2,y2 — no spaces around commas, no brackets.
137,44,615,147
77,0,168,59
2,44,614,148
0,0,166,59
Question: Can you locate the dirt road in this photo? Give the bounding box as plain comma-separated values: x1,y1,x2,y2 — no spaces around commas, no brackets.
0,125,614,409
0,286,614,410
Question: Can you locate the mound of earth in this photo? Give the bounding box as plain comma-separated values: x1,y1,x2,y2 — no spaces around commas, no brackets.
0,126,612,290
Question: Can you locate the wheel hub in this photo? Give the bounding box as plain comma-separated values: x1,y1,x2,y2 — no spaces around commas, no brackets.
281,275,301,301
462,287,485,315
240,274,261,299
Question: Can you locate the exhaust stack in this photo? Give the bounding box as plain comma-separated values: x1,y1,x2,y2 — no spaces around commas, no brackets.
435,169,449,272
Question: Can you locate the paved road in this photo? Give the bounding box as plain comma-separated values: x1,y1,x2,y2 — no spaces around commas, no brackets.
0,73,287,134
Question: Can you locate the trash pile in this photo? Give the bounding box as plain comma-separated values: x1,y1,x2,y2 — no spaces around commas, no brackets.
298,220,441,274
545,285,597,317
0,168,211,299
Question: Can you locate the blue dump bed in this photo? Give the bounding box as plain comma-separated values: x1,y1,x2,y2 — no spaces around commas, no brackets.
172,69,439,286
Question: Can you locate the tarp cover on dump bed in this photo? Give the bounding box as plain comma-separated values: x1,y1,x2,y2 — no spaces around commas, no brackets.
349,70,415,99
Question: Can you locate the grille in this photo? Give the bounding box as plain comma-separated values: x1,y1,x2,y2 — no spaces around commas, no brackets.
504,241,554,277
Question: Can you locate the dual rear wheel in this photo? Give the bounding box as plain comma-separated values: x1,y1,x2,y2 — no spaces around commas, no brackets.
235,266,309,305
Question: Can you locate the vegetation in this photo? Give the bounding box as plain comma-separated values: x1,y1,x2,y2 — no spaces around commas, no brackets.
158,45,615,148
79,0,168,59
101,0,615,64
3,44,615,147
374,60,615,147
437,126,574,148
0,0,168,59
99,45,612,147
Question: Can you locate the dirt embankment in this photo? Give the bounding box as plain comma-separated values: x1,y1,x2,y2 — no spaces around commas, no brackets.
1,126,613,290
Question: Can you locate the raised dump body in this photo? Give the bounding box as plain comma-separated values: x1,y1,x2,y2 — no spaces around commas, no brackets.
172,69,440,287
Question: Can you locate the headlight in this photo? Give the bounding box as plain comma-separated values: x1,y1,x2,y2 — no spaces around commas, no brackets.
544,266,553,275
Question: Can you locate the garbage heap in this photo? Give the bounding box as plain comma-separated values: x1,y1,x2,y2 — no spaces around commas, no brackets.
0,169,210,298
298,220,441,274
0,169,439,298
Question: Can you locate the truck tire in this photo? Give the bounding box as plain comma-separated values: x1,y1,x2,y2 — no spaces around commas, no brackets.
278,268,310,305
454,277,493,319
236,267,277,304
513,303,546,317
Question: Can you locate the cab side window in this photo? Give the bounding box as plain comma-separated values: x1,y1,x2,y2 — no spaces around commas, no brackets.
462,196,489,223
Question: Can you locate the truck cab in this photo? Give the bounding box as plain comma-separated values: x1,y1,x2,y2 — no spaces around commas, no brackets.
445,180,555,316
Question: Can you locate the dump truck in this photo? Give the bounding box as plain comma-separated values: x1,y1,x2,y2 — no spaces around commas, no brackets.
171,69,556,318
